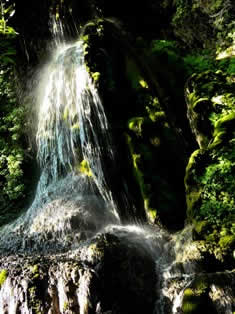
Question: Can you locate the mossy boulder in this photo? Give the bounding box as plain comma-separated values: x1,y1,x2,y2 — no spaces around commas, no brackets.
185,144,235,266
185,71,235,267
182,272,235,314
185,70,235,149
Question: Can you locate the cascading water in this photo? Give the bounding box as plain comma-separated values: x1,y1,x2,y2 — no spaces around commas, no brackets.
0,38,122,252
35,39,120,218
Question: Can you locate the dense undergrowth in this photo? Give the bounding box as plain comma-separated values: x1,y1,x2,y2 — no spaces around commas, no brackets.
0,4,33,226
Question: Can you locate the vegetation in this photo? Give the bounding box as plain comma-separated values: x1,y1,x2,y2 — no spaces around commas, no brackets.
198,146,235,226
0,1,30,225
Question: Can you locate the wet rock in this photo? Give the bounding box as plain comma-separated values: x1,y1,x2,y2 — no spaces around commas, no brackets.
0,231,156,314
182,271,235,314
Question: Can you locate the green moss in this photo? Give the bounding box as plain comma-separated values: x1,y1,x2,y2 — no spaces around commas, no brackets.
29,286,42,314
184,149,200,187
30,264,40,279
146,207,157,221
132,153,144,190
126,134,157,223
219,235,235,249
186,143,235,262
63,301,69,311
209,131,225,148
91,71,100,82
128,117,145,137
209,0,223,12
147,109,165,123
182,275,215,314
214,111,235,130
0,269,8,287
186,190,202,219
194,220,210,236
81,34,90,56
32,265,38,273
210,112,235,148
192,97,210,112
182,288,200,314
139,79,149,89
183,53,215,75
79,159,93,177
71,122,79,130
186,70,235,149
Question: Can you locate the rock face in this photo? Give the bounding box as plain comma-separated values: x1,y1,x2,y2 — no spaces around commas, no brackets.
182,271,235,314
81,20,188,230
0,231,157,314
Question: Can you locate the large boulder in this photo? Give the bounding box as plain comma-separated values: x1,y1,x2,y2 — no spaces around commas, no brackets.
0,230,157,314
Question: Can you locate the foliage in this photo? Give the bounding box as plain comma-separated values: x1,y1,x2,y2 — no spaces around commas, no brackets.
150,39,181,64
0,68,26,203
0,6,30,225
149,39,235,79
217,57,235,75
183,50,235,76
198,147,235,226
0,1,16,35
0,1,17,66
172,0,191,27
183,52,215,75
151,39,177,54
185,70,235,232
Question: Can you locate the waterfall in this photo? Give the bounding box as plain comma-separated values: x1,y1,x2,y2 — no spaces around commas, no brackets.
0,39,122,253
36,40,118,215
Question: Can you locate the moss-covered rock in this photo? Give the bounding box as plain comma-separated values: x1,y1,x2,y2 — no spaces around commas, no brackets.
126,112,186,229
185,70,235,149
182,271,235,314
185,70,235,267
78,159,93,177
185,145,235,265
182,274,217,314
